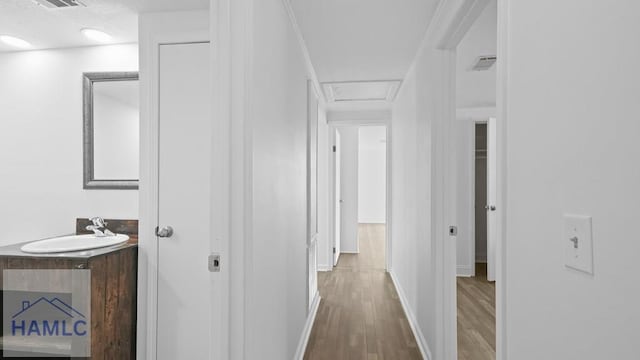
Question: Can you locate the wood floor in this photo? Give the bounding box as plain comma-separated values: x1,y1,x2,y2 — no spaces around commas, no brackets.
304,224,421,360
457,263,496,360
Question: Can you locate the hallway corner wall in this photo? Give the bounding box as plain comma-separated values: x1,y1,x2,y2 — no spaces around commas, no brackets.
243,0,311,358
390,25,458,359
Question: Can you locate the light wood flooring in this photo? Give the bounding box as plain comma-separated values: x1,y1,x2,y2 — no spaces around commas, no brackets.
457,263,496,360
304,224,421,360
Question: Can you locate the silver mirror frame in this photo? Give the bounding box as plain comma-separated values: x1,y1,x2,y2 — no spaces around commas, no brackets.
83,72,139,190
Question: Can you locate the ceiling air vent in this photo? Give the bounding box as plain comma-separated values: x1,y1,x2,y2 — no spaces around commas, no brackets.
33,0,85,9
471,55,497,71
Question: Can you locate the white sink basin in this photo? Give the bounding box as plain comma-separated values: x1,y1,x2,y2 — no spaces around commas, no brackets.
20,234,130,254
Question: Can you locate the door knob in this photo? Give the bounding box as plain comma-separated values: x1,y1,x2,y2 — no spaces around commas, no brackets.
155,226,174,238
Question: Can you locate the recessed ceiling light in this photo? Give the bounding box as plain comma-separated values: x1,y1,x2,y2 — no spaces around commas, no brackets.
0,35,31,49
81,28,112,43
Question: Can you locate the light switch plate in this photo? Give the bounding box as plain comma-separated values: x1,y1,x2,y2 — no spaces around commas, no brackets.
563,214,594,274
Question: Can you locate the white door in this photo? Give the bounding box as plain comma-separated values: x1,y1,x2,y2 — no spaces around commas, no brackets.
156,42,214,358
486,117,497,282
334,130,341,266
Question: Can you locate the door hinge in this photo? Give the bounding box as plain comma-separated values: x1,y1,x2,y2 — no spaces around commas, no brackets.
332,145,336,152
333,247,336,254
208,253,220,272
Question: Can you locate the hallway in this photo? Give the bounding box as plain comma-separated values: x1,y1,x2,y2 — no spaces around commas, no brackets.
304,224,421,359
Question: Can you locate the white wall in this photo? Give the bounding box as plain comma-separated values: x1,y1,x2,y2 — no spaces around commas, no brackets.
358,126,386,224
456,0,496,109
391,63,419,329
338,126,359,253
0,44,139,246
391,24,456,358
244,0,311,358
503,1,640,358
316,107,332,270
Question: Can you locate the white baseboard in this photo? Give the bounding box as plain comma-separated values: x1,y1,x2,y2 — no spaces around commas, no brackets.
389,271,432,360
457,265,473,277
340,250,359,254
318,264,333,272
293,292,321,360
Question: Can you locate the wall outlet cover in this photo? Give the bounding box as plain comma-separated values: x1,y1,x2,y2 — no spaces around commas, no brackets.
563,214,594,275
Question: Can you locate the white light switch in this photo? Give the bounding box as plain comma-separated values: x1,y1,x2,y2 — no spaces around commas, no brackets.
563,214,593,274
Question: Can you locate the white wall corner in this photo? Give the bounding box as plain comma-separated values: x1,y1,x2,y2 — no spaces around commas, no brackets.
389,271,432,360
293,293,321,360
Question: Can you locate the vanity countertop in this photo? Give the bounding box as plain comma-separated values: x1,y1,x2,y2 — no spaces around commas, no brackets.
0,235,138,260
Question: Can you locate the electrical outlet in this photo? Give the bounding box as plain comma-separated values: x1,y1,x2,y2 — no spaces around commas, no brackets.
563,214,594,275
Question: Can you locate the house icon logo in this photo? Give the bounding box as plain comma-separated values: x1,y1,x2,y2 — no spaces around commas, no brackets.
10,297,87,337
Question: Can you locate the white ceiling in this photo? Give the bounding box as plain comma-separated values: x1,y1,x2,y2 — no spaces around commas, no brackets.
291,0,439,82
0,0,208,53
291,0,439,110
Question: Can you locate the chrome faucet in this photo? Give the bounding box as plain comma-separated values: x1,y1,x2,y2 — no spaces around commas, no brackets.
86,217,115,237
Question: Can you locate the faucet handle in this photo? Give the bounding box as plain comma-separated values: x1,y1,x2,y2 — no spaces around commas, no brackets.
86,225,105,237
90,217,106,227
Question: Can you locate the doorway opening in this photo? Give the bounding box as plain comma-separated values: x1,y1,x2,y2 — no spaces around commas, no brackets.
455,120,496,360
453,1,498,359
475,123,488,276
305,123,421,359
332,125,388,271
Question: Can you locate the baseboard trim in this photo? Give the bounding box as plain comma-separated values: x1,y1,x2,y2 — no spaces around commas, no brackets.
293,292,321,360
389,271,432,360
340,251,359,254
457,265,473,277
318,264,333,272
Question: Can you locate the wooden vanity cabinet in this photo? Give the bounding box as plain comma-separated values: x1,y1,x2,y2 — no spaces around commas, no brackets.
0,242,137,359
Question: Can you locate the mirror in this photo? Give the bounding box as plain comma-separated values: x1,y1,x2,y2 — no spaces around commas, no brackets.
83,72,139,189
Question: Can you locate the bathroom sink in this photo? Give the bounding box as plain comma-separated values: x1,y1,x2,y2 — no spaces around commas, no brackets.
20,234,130,254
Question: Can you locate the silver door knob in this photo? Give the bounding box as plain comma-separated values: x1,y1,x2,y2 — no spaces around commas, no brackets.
155,226,174,238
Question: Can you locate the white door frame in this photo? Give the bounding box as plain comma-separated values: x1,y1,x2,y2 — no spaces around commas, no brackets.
327,120,392,271
456,111,495,278
456,115,490,278
427,0,507,359
138,9,232,360
332,128,342,266
495,1,509,357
